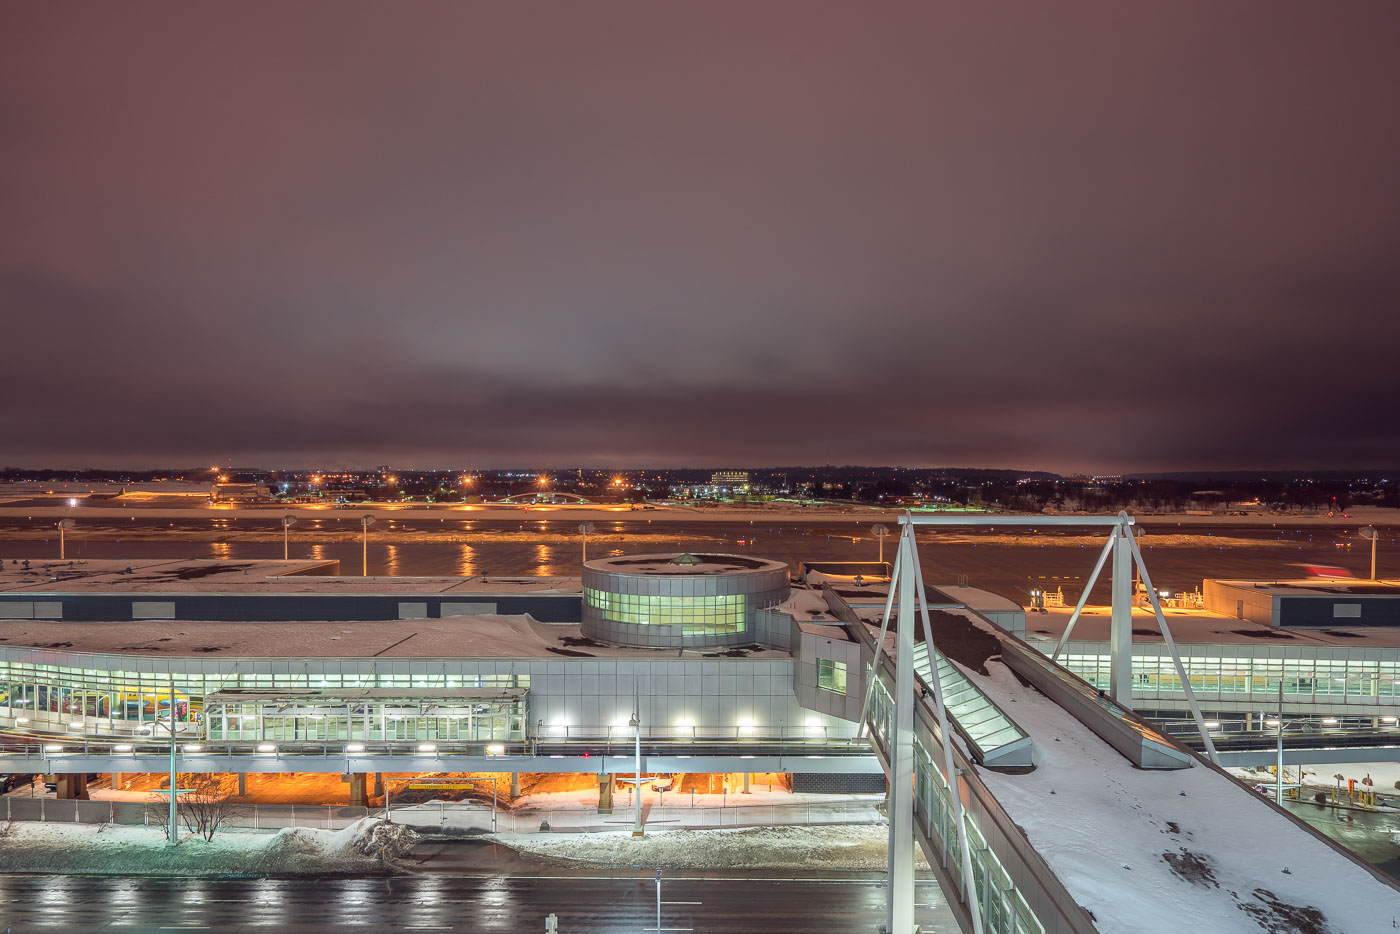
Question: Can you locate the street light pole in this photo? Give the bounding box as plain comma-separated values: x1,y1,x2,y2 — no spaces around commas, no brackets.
281,514,297,561
579,522,595,564
1360,526,1379,580
360,514,376,576
630,711,643,836
871,524,889,566
57,518,74,559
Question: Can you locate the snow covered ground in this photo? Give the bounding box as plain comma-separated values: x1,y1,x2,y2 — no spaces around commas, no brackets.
0,818,417,876
968,659,1400,934
492,823,923,871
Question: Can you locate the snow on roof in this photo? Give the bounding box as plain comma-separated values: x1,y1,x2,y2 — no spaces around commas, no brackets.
0,559,582,595
0,615,787,660
1023,606,1400,648
585,553,787,575
966,659,1400,933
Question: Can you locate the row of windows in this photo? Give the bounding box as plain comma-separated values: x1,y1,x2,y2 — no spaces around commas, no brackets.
1060,654,1400,698
585,588,748,634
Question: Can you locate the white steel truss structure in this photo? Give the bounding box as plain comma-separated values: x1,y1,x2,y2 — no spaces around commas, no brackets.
858,512,1218,934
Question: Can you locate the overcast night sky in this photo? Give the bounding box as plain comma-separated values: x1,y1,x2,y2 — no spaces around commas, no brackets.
3,3,1399,474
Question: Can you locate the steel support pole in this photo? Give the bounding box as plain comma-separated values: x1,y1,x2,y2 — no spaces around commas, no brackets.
1109,521,1134,706
856,557,901,738
167,676,178,844
1052,532,1115,661
886,524,917,934
1276,682,1284,805
633,714,644,836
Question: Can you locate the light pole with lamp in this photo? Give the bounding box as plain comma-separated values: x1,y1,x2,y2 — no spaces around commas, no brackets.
56,518,74,560
281,514,297,560
630,711,643,836
870,524,889,566
579,522,595,564
359,514,376,576
1360,526,1379,580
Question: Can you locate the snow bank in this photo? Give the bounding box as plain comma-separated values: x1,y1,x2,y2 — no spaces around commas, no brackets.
0,818,417,876
491,823,925,871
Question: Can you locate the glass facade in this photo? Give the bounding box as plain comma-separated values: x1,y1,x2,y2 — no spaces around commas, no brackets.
817,658,847,695
869,678,1045,934
584,587,747,636
207,695,524,742
1057,651,1400,700
0,659,527,738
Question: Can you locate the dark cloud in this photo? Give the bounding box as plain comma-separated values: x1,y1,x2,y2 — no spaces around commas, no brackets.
3,2,1399,472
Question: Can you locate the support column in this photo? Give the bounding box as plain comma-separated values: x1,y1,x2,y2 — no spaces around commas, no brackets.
887,527,917,934
349,772,369,807
1109,522,1134,707
56,773,89,800
742,772,751,793
238,773,246,796
510,772,520,797
373,772,385,796
111,772,122,790
597,774,613,814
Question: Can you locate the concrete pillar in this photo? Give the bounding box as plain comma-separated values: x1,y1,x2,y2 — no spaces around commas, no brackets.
238,772,246,796
742,772,751,794
597,774,613,814
349,772,369,807
1109,525,1134,707
373,772,385,796
111,773,122,790
510,771,520,797
56,773,89,800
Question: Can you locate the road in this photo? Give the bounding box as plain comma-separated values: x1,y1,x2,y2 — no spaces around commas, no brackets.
0,872,956,933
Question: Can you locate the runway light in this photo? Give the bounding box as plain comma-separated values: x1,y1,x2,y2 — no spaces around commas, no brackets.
417,743,437,753
346,743,366,753
113,744,133,753
257,743,276,753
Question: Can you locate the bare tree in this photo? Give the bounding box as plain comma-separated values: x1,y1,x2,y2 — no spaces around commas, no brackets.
145,773,242,843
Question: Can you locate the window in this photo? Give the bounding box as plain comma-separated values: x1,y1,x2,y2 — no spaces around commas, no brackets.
817,658,847,695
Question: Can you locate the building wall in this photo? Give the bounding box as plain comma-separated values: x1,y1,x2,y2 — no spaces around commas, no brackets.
1203,580,1276,625
0,592,583,623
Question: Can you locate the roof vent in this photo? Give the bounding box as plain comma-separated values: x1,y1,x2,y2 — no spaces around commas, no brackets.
670,553,702,566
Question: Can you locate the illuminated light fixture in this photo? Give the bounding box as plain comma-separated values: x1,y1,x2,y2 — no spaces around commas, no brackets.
740,754,755,759
183,744,202,753
68,498,78,507
44,744,63,753
15,717,29,725
1384,717,1398,724
346,743,366,753
675,718,695,734
486,744,505,756
1204,722,1221,730
1322,718,1339,725
257,743,276,753
113,744,133,753
417,743,437,753
737,717,756,734
69,721,84,730
1264,720,1281,728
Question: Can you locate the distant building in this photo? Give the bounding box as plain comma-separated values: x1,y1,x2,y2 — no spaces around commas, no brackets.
709,470,751,494
209,483,272,503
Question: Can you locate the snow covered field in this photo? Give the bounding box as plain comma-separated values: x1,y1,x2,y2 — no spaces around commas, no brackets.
0,818,417,876
491,823,923,871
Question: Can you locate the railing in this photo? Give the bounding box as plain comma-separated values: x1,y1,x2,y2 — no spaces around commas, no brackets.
0,730,874,763
0,796,885,835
